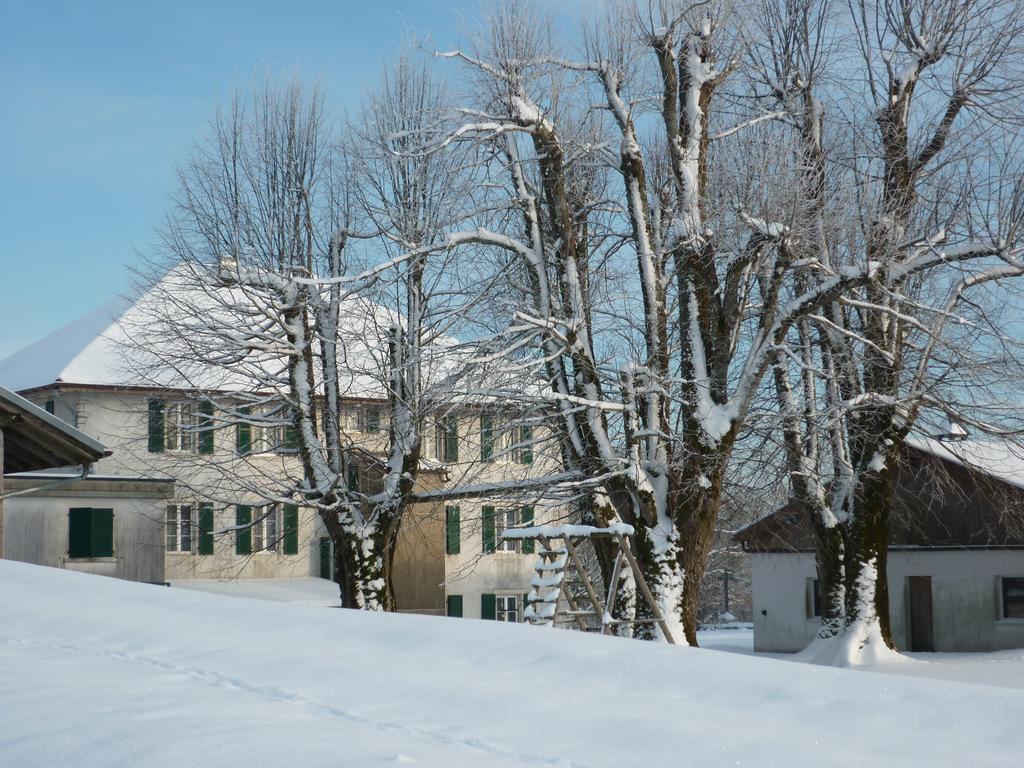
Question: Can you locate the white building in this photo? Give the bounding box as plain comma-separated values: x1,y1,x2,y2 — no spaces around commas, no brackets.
0,385,174,583
735,438,1024,653
0,276,561,620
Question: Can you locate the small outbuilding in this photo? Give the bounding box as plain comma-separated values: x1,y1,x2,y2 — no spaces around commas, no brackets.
736,437,1024,653
1,385,173,583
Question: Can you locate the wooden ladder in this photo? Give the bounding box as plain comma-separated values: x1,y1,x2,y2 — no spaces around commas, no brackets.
509,526,677,644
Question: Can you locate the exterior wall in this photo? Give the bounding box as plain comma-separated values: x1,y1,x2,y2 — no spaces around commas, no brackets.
2,478,171,583
391,500,446,615
24,387,563,614
436,412,563,621
750,550,1024,653
749,552,820,652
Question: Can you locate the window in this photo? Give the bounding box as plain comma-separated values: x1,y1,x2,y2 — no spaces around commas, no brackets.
512,424,533,465
164,402,197,453
166,504,195,553
435,414,459,463
445,506,461,555
480,414,495,462
252,505,280,553
496,595,519,623
68,508,113,558
1001,577,1024,620
236,407,258,455
495,508,522,552
365,406,382,434
805,578,822,618
274,410,299,453
44,399,55,415
346,463,360,492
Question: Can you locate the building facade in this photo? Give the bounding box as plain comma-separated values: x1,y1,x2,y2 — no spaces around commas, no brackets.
0,288,561,620
736,439,1024,653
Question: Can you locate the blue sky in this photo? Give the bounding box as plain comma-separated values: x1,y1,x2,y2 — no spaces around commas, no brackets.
0,0,575,359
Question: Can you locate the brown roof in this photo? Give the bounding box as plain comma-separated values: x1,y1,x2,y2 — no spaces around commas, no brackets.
735,441,1024,552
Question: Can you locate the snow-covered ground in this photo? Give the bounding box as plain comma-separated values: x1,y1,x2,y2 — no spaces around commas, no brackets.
169,577,342,607
698,627,1024,691
3,561,1023,767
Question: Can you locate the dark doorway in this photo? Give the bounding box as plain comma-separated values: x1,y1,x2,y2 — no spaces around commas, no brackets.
908,576,935,652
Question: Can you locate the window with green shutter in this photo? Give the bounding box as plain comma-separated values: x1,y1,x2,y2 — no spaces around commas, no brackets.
447,595,463,618
480,414,494,462
444,414,459,462
365,406,382,434
148,399,165,453
198,503,214,555
198,400,215,454
44,399,55,415
282,504,299,555
480,593,496,620
236,407,253,455
235,505,252,555
482,506,496,553
445,506,461,555
68,508,114,558
518,425,533,464
521,506,535,554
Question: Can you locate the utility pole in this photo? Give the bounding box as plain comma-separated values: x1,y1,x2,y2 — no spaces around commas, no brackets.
722,568,731,615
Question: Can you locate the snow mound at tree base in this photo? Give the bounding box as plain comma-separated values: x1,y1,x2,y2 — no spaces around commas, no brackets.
1,560,1021,767
796,621,909,667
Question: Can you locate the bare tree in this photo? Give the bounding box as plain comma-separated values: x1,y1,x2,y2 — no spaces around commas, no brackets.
127,69,477,611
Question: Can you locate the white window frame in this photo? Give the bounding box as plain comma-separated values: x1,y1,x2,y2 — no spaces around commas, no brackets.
495,508,521,553
166,503,196,553
496,594,520,623
165,402,198,453
252,504,282,553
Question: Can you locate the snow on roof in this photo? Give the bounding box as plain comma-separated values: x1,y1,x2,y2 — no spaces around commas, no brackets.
0,296,132,392
906,435,1024,491
0,265,401,397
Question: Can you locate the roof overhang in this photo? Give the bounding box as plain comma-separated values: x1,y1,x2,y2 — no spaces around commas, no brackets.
0,385,110,473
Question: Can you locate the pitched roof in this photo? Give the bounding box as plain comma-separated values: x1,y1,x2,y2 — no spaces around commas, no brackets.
0,297,132,392
0,385,110,473
0,265,400,397
735,436,1024,552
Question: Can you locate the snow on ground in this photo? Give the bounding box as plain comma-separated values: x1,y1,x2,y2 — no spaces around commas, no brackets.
3,561,1024,767
169,577,342,607
698,627,1024,691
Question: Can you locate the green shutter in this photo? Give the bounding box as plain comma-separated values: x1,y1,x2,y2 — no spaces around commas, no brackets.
319,537,332,579
45,399,55,415
91,509,114,557
283,504,299,555
148,400,165,453
480,415,493,461
447,595,463,618
235,505,252,555
366,407,381,434
198,400,215,454
284,422,298,450
520,425,533,464
521,506,535,554
482,506,496,553
68,508,93,558
236,407,252,455
198,503,214,555
445,506,461,555
481,593,496,620
445,414,459,462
